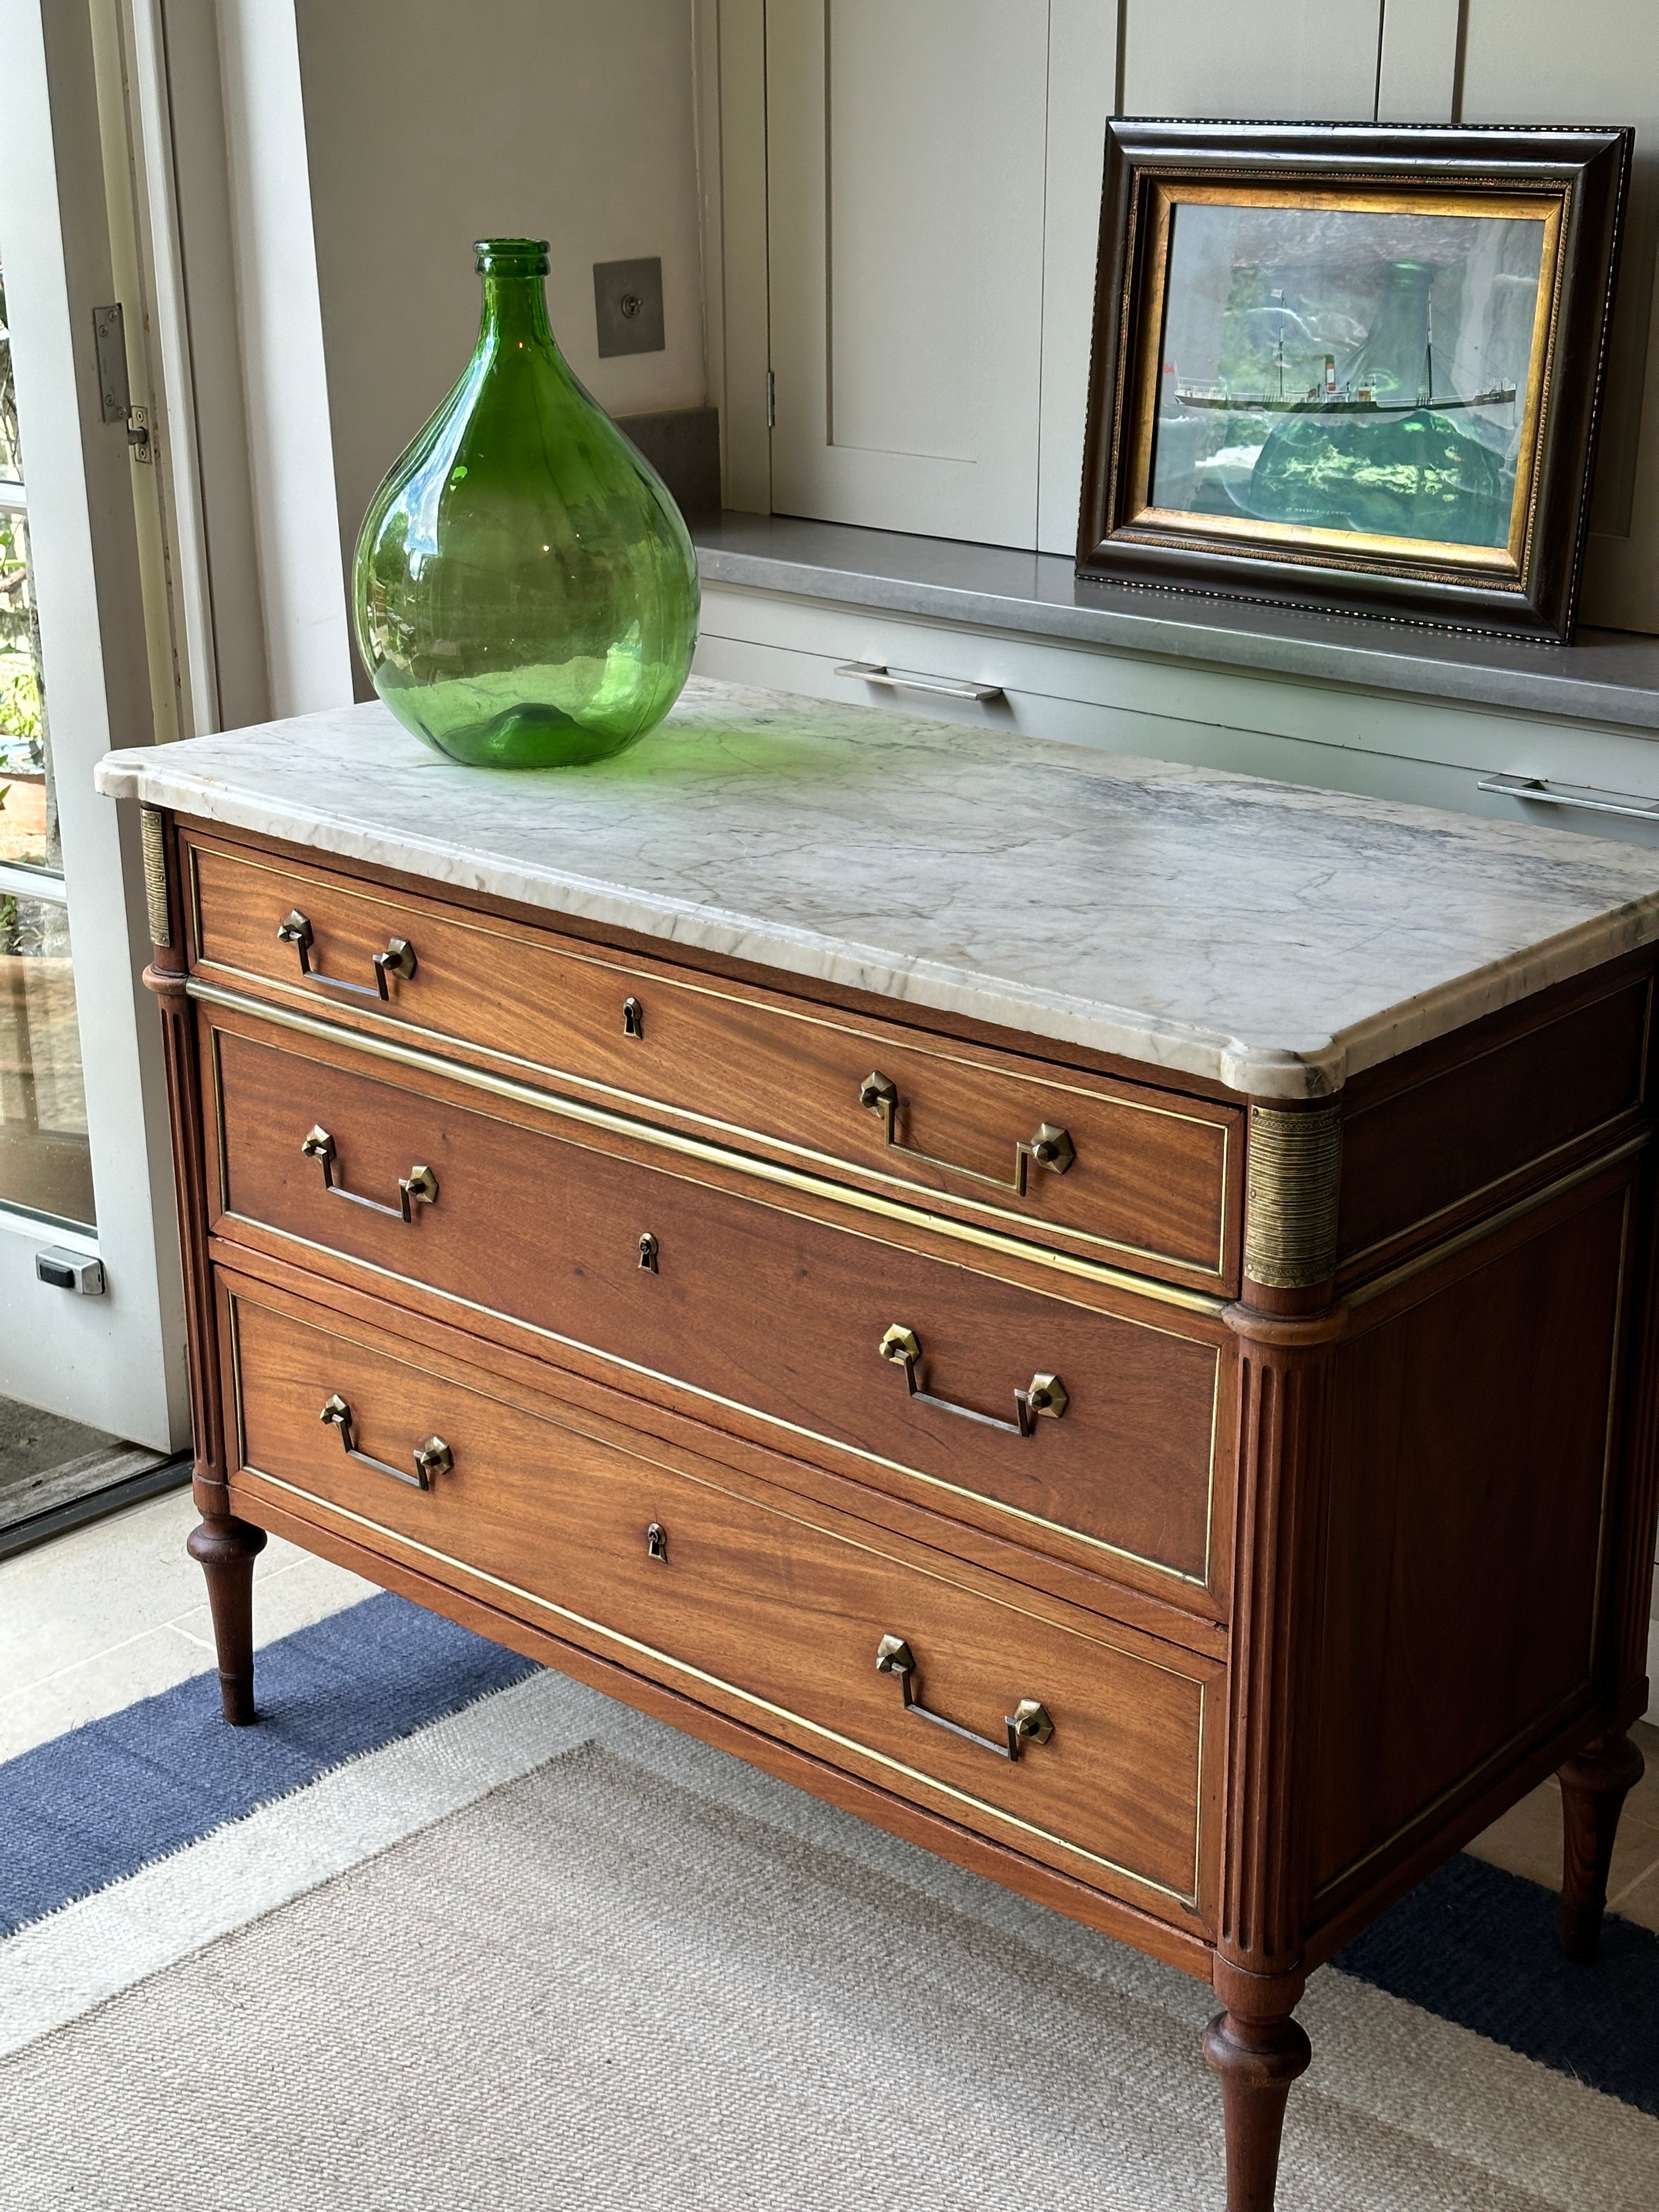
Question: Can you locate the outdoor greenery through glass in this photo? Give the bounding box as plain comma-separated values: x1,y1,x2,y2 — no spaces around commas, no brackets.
0,258,94,1229
353,238,699,769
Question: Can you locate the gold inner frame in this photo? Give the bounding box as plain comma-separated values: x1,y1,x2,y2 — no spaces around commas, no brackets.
1121,177,1567,583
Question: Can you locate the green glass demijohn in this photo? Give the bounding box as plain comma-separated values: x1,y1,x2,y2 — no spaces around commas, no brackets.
353,238,699,768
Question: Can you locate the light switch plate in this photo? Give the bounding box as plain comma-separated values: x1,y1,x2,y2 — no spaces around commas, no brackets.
594,257,665,358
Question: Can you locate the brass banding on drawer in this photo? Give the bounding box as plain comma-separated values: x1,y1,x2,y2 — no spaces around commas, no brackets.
185,835,1242,1294
223,1276,1220,1923
204,1007,1232,1606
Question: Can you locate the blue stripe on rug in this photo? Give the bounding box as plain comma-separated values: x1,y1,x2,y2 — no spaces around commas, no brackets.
1335,1852,1659,2115
0,1592,537,1935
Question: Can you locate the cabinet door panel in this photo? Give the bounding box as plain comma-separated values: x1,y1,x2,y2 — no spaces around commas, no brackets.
1121,0,1384,120
1460,0,1659,634
766,0,1049,548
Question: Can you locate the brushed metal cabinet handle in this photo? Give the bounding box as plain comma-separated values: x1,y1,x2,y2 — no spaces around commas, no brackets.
858,1070,1074,1195
876,1635,1053,1762
834,661,1005,703
301,1126,438,1223
277,909,418,1001
320,1394,452,1489
878,1324,1066,1438
1477,773,1659,825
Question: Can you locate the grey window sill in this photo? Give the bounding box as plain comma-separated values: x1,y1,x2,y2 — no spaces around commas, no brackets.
690,512,1659,737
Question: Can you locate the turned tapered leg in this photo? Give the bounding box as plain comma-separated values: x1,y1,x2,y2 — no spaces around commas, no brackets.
187,1515,267,1725
1204,2006,1311,2212
1558,1729,1645,1961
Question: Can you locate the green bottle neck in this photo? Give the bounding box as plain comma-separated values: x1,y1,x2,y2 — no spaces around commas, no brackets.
477,272,558,356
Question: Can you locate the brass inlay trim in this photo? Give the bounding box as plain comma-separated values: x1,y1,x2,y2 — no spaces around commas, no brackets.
227,1286,1208,1906
1313,1678,1592,1908
1346,1129,1648,1309
1244,1104,1342,1289
239,1463,1205,1909
140,805,170,947
184,842,1238,1282
1587,1192,1630,1668
1341,973,1652,1274
188,978,1228,1319
227,1289,1215,1674
1314,1169,1634,1914
1341,1106,1641,1276
224,1211,1222,1590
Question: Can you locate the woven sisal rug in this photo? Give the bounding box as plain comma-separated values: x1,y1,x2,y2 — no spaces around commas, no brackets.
2,1598,1654,2210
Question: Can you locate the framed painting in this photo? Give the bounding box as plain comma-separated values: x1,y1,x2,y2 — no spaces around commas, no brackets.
1077,122,1632,642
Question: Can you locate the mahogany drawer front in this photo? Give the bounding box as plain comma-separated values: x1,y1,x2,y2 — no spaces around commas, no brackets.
222,1275,1220,1923
206,1017,1230,1608
184,833,1240,1293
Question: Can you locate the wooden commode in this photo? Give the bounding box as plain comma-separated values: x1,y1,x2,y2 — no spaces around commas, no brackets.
98,679,1659,2211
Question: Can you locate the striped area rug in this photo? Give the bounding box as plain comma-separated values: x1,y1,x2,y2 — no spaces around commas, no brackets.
2,1593,1654,2209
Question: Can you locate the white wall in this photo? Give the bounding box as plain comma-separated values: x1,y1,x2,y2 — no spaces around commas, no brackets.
292,0,706,695
216,0,354,720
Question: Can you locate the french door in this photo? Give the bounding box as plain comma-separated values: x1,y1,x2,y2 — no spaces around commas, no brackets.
0,0,186,1450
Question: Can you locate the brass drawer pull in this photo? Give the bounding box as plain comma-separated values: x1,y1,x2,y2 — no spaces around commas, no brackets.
858,1071,1074,1195
876,1635,1053,1762
276,909,417,1002
301,1126,438,1222
878,1324,1066,1438
320,1393,452,1489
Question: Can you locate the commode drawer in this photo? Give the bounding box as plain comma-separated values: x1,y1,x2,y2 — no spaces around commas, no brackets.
183,831,1240,1294
221,1273,1221,1926
203,1008,1231,1611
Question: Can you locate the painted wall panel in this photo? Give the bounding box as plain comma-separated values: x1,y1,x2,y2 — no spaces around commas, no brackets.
1122,0,1384,121
1037,2,1119,555
1460,0,1659,631
766,0,1050,548
217,0,354,719
1375,0,1460,123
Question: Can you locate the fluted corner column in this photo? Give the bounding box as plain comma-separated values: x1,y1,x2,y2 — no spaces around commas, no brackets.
1206,1098,1345,2212
140,804,264,1724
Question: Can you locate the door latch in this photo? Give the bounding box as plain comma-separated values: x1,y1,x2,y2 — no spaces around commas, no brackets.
92,304,151,461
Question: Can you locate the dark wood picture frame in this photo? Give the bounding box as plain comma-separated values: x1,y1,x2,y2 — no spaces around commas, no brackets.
1077,121,1633,643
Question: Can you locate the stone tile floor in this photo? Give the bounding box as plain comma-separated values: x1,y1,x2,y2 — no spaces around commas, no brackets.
2,1489,1657,1931
1468,1717,1659,1933
0,1488,374,1760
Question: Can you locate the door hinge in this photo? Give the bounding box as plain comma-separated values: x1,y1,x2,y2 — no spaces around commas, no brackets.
92,303,152,461
766,369,776,429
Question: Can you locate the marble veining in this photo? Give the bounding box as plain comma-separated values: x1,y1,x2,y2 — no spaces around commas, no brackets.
95,679,1659,1098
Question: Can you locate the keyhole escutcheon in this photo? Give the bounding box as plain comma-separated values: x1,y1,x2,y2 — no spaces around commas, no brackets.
639,1231,659,1273
646,1521,669,1561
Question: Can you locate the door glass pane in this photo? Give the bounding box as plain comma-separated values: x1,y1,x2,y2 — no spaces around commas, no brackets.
2,261,55,872
1,262,89,1226
0,889,93,1228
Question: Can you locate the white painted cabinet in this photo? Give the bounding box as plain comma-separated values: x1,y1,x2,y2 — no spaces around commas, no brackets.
1458,0,1659,635
765,1,1051,548
710,0,1659,631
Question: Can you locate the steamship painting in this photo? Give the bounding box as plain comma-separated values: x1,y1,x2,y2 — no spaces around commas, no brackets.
1171,304,1517,418
1152,213,1546,549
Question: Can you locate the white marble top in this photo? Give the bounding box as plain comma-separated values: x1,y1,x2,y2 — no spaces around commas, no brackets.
96,679,1659,1099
